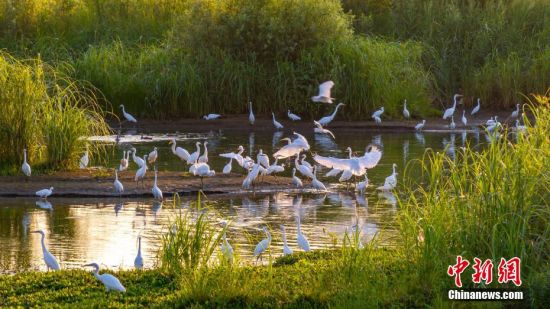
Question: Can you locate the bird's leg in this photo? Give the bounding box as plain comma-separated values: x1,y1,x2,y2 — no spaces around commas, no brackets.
200,177,204,190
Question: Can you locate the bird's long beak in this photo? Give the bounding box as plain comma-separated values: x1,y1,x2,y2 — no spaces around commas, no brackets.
30,230,39,234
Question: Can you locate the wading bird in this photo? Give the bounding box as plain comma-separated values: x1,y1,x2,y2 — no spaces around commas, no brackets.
373,116,382,124
79,145,89,169
203,114,221,120
291,168,303,188
36,187,54,199
134,236,143,269
280,225,293,256
219,145,245,167
188,142,202,165
296,216,310,252
372,107,384,120
377,163,397,191
253,227,272,261
223,158,233,174
248,102,255,125
134,155,148,188
198,142,209,163
119,151,129,171
272,113,284,130
287,110,301,121
313,145,382,181
119,104,137,123
83,263,126,292
131,148,145,168
31,230,60,271
443,94,463,119
22,148,31,178
318,103,345,126
148,147,158,164
220,221,234,262
192,161,215,188
311,80,335,104
471,98,481,115
295,156,314,179
313,120,336,139
403,100,410,118
461,110,467,126
257,149,270,168
510,104,520,119
265,159,284,176
169,139,190,162
152,169,163,200
415,120,426,131
311,166,327,192
114,169,124,195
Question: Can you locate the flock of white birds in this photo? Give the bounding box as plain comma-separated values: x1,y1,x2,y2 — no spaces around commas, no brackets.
19,80,525,293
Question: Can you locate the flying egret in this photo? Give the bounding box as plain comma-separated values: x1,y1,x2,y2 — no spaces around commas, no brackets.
222,158,233,174
272,133,310,159
148,147,158,164
203,114,221,120
311,80,335,104
287,110,301,121
31,230,60,270
79,145,89,169
272,113,284,130
510,104,520,119
220,221,234,262
248,102,255,125
377,164,397,191
280,225,293,256
114,169,124,195
253,227,272,261
169,139,190,162
36,187,54,199
461,110,467,126
131,148,145,168
311,166,327,192
449,116,456,130
119,151,129,171
471,98,481,115
188,142,201,164
119,104,137,123
22,148,31,178
198,141,209,163
291,168,303,188
356,173,369,194
152,170,163,200
257,149,270,168
134,236,143,269
135,155,148,188
403,100,410,118
443,94,463,119
317,103,345,126
84,263,126,292
372,107,384,120
415,120,426,131
296,216,310,251
313,145,382,179
220,145,245,167
313,120,335,139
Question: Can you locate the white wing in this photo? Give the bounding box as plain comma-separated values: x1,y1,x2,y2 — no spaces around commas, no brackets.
318,81,334,98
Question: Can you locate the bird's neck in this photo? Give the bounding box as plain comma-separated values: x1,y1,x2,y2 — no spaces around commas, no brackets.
138,238,142,254
23,151,27,162
171,142,176,154
39,234,47,252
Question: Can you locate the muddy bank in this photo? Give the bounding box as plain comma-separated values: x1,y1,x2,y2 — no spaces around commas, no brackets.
0,170,309,198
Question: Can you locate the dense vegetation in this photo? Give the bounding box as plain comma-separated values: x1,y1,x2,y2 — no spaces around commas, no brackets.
1,95,548,307
1,0,548,119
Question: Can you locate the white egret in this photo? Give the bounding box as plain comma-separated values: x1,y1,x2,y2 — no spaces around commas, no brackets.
318,103,345,126
415,120,426,131
313,120,335,139
471,98,481,115
36,187,54,199
403,100,410,118
198,142,209,163
192,162,215,188
169,139,190,162
486,121,501,133
313,145,382,178
443,94,463,119
248,102,255,125
152,170,163,200
449,116,456,130
273,133,310,159
311,166,327,192
257,149,270,168
220,145,245,167
291,168,303,188
148,147,158,164
280,225,293,256
242,163,261,189
131,148,145,168
114,169,124,195
377,163,397,191
296,216,310,251
356,173,369,194
295,156,314,179
188,142,201,164
510,104,520,119
373,116,382,124
79,145,89,169
311,80,335,104
287,110,301,121
266,159,284,176
203,114,221,120
84,263,126,292
119,151,129,171
272,112,284,130
31,230,60,270
253,227,272,261
119,104,137,123
222,158,233,174
372,107,384,119
515,119,526,133
220,222,234,262
134,236,143,269
300,154,313,170
486,116,498,126
134,155,148,188
461,110,467,126
22,148,31,177
292,132,311,151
